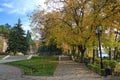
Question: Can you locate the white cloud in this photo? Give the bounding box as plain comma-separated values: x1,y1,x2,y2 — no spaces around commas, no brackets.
8,0,45,15
2,3,13,8
18,0,45,31
21,21,31,32
21,22,41,39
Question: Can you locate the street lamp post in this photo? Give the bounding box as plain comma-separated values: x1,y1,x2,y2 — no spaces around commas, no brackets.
96,25,103,69
114,29,120,41
114,29,120,60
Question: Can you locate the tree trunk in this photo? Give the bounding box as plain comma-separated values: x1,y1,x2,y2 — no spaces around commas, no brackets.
92,49,95,64
78,45,86,63
77,47,81,59
109,48,111,60
72,45,76,57
67,49,69,54
95,49,98,57
114,47,117,60
116,52,119,60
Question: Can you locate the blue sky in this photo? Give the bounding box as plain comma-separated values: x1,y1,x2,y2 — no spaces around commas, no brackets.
0,0,45,32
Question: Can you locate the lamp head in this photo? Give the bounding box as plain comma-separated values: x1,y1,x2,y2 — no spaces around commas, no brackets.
114,28,118,34
95,29,98,34
99,25,102,32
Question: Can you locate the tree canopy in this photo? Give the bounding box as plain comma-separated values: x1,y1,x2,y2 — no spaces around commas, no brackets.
30,0,120,61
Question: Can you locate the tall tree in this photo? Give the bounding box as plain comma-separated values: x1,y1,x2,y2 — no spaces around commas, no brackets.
26,30,32,53
0,24,11,53
0,23,11,38
7,19,28,55
30,0,120,62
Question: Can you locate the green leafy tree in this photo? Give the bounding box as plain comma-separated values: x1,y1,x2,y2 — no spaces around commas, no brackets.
0,23,11,38
26,30,32,53
7,19,28,55
38,38,62,55
0,24,11,53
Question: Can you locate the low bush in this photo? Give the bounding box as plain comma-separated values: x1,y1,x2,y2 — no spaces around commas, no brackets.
94,58,117,69
109,60,117,69
84,57,89,65
87,64,108,76
113,64,120,76
103,60,110,68
94,58,100,64
101,69,106,76
87,59,118,76
87,64,101,74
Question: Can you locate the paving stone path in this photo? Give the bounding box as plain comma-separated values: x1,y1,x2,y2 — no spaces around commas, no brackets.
0,55,31,64
0,56,119,80
0,64,23,80
54,61,102,80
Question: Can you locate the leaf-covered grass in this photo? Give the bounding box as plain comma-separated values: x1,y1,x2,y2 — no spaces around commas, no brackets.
0,55,5,60
5,56,58,76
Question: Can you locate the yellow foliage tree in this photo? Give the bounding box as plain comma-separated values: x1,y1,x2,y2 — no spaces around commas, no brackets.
30,0,120,62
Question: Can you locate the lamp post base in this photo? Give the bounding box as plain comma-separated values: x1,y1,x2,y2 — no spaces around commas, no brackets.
101,62,103,69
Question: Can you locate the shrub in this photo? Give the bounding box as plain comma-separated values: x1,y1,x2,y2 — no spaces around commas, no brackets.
95,59,117,69
104,60,117,68
109,60,117,69
87,64,101,74
103,60,110,68
101,69,106,76
94,58,100,64
103,60,117,75
84,57,89,65
9,52,14,56
87,59,118,76
113,64,120,76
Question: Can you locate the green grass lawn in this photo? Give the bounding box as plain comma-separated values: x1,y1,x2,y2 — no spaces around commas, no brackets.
5,56,59,76
0,56,3,60
0,55,5,60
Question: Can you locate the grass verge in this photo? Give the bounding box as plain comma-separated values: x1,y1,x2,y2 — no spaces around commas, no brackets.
5,56,58,76
0,55,5,60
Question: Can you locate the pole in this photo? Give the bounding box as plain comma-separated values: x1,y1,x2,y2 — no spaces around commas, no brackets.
98,33,103,69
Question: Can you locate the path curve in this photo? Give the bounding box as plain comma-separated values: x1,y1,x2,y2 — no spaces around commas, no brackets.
0,64,23,79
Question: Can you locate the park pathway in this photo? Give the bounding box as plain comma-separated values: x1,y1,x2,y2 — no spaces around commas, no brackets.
0,64,22,79
0,55,32,63
0,56,119,80
22,59,120,80
53,60,102,80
